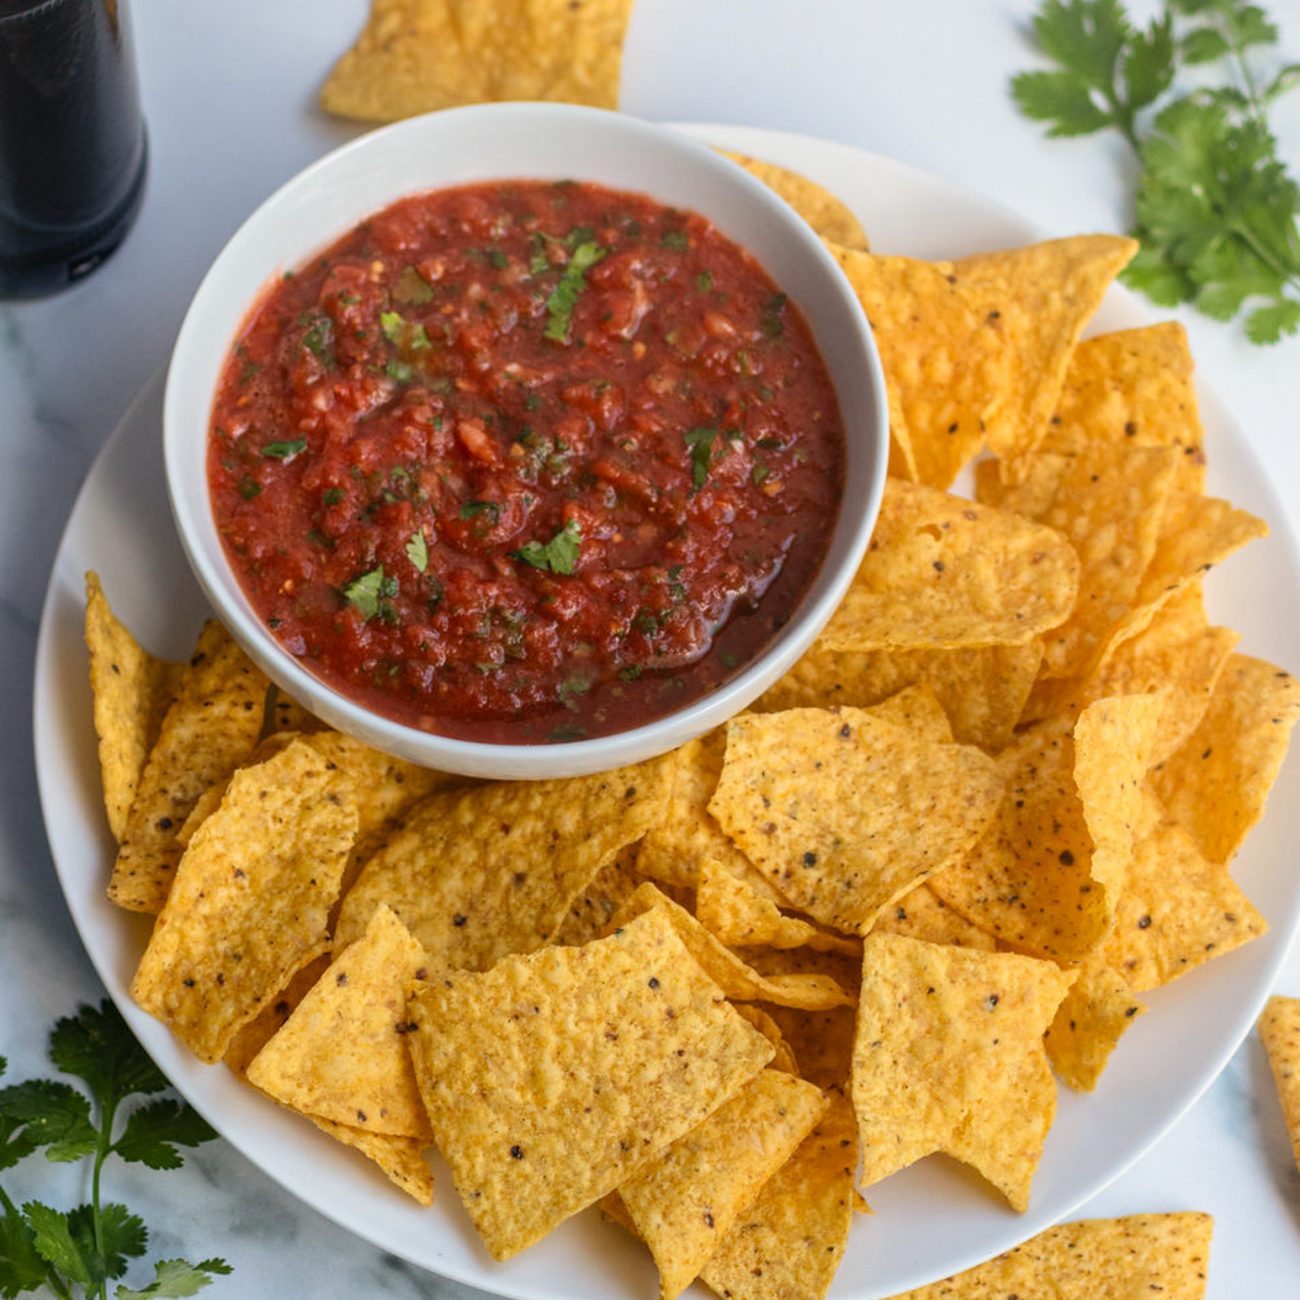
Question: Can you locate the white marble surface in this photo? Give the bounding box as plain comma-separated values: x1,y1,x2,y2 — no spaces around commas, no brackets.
2,1,1299,1297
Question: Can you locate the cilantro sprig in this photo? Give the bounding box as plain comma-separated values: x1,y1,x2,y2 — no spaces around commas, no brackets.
511,519,582,575
543,242,607,344
1012,0,1300,342
341,566,400,625
0,1003,230,1300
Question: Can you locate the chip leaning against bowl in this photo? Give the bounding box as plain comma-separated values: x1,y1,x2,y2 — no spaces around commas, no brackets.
208,179,846,745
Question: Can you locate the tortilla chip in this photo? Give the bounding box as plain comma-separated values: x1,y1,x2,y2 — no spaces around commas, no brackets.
869,883,997,951
176,731,300,849
84,573,183,842
223,953,331,1078
819,479,1080,653
829,248,1003,488
852,934,1074,1210
980,445,1180,679
953,234,1138,476
1258,996,1300,1172
891,1212,1214,1299
1044,955,1146,1092
108,621,268,914
405,907,773,1260
320,0,634,122
731,1005,800,1075
719,151,868,250
754,1004,855,1091
334,755,670,966
130,740,358,1063
1150,655,1300,864
1103,803,1267,991
308,1115,433,1206
610,886,854,1011
266,687,322,736
698,1095,858,1300
708,707,1003,934
246,904,430,1138
695,859,861,958
551,843,646,947
758,639,1042,753
931,695,1161,962
619,1069,828,1300
1041,321,1207,494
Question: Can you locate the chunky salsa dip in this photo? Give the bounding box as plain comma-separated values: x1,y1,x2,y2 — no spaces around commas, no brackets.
209,180,845,743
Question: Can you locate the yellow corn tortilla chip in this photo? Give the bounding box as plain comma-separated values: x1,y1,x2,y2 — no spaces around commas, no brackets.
619,1069,828,1300
320,0,634,122
1099,492,1269,666
308,1115,433,1206
1044,955,1146,1092
266,688,322,736
108,621,268,914
130,739,358,1063
405,907,774,1260
1258,996,1300,1173
719,151,868,250
223,953,331,1078
637,731,771,893
84,573,183,842
829,248,1002,489
698,1094,858,1300
891,1212,1214,1299
869,883,997,951
695,859,861,958
931,695,1161,962
979,445,1181,679
758,639,1043,753
1024,584,1240,766
1041,321,1207,494
731,1005,800,1075
610,886,854,1011
853,934,1075,1210
708,707,1003,935
1150,654,1300,864
819,479,1080,653
757,1005,856,1091
247,904,430,1138
175,731,300,849
953,234,1138,477
1103,801,1267,991
551,842,645,947
335,755,670,965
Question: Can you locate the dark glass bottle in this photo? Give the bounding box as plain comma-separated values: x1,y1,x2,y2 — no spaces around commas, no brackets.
0,0,147,298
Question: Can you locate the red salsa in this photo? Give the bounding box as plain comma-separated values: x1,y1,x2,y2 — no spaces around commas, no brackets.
208,180,845,743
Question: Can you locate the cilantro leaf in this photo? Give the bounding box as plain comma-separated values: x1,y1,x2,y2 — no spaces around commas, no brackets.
260,438,306,461
1245,294,1300,343
459,500,501,525
23,1203,92,1287
1010,69,1116,134
0,1201,46,1300
683,426,719,491
380,310,405,344
543,241,607,343
394,265,434,304
1034,0,1130,88
405,531,429,573
114,1101,216,1172
511,519,582,575
0,1081,96,1164
341,566,399,624
1122,13,1175,109
50,1002,168,1106
65,1203,147,1284
115,1256,232,1300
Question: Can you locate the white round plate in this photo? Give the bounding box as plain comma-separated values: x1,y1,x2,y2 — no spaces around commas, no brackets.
33,124,1300,1300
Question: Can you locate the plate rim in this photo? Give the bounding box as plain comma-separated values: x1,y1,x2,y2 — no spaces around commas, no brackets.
32,122,1300,1300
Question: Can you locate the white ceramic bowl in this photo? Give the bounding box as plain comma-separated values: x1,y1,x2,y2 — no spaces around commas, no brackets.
164,103,888,779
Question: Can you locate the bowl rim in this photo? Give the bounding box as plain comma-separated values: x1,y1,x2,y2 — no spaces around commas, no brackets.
163,102,889,778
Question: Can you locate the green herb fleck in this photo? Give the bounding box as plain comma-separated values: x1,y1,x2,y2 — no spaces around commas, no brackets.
661,229,689,252
488,248,509,270
695,271,713,292
238,476,262,501
394,264,435,304
342,566,400,624
683,426,719,490
302,317,333,365
261,438,306,461
322,487,344,506
511,518,582,575
752,462,771,487
460,500,502,525
380,310,405,345
760,293,787,338
543,241,608,343
405,531,429,573
386,357,414,384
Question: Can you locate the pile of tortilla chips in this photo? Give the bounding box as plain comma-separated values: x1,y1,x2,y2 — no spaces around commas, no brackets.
83,157,1296,1300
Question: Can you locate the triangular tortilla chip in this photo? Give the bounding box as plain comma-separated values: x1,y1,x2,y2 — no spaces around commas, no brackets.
868,883,997,951
1258,996,1300,1173
108,621,267,914
698,1095,858,1300
84,572,183,842
130,740,358,1063
819,479,1080,653
1040,321,1207,493
1044,955,1146,1092
247,904,431,1138
720,151,868,250
618,1069,828,1300
731,1005,800,1075
223,952,331,1078
334,755,670,965
891,1212,1214,1298
708,707,1003,934
308,1115,433,1206
852,934,1075,1210
320,0,634,121
405,908,773,1260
